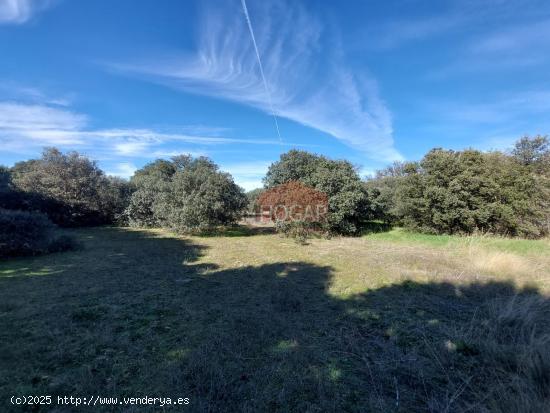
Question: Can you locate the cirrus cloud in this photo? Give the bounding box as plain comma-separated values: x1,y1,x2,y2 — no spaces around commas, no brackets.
0,0,53,24
108,0,403,162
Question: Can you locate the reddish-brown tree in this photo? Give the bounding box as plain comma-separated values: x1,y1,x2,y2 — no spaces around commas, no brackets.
256,181,328,222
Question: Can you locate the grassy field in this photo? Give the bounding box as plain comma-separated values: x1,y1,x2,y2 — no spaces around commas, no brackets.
1,227,549,412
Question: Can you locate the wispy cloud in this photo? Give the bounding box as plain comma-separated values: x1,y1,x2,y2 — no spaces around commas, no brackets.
0,0,53,24
431,16,550,77
0,98,286,187
0,102,86,143
435,90,550,125
415,90,550,152
0,82,73,106
357,0,550,51
471,18,550,57
357,166,376,179
421,6,550,78
359,14,467,51
352,0,550,82
109,0,402,162
0,98,310,186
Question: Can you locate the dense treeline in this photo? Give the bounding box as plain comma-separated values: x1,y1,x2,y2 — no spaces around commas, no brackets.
366,136,550,238
1,136,548,258
1,150,248,256
2,148,131,227
1,148,133,257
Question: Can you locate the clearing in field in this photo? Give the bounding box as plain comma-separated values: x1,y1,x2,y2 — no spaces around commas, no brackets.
1,227,549,412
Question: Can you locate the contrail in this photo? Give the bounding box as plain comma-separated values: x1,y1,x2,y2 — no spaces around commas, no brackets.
240,0,283,144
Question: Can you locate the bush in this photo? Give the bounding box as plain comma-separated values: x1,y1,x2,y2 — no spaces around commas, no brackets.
124,159,177,228
246,188,264,214
366,137,550,238
125,155,247,233
0,166,11,193
125,188,160,228
97,176,133,225
264,150,369,234
257,181,329,222
10,148,131,227
0,209,75,258
275,220,329,244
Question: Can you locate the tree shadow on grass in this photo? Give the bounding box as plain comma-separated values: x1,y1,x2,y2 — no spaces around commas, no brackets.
0,227,549,412
360,221,393,235
0,227,208,279
196,224,276,238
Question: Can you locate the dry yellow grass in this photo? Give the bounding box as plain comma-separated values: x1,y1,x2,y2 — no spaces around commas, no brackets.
179,229,550,296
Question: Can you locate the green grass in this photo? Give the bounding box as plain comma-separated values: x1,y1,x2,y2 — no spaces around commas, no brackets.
1,227,549,412
364,227,550,255
364,227,457,247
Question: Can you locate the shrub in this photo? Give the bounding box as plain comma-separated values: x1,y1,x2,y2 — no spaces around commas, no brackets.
0,166,11,193
0,188,75,224
125,155,247,233
97,176,133,225
257,181,329,222
10,148,131,226
264,150,369,234
245,188,264,214
366,137,550,238
162,156,247,232
274,220,329,244
0,209,75,258
124,159,177,228
125,189,160,228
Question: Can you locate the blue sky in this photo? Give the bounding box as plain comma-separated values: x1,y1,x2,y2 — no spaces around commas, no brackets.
1,0,549,190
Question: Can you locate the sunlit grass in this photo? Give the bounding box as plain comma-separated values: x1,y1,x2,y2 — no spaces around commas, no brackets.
364,227,550,256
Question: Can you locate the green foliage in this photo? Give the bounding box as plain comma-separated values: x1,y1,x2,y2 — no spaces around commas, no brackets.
512,136,550,235
364,161,420,224
0,166,11,193
246,188,264,214
97,176,133,225
131,159,177,187
512,135,549,169
367,137,550,238
9,148,131,226
125,188,161,228
125,159,175,228
0,162,69,224
0,208,75,258
164,157,247,232
275,220,329,244
126,155,247,232
264,150,368,234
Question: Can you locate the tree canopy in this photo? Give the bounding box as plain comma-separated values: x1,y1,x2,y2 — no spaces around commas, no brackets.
257,181,329,223
264,150,368,234
126,155,247,232
366,136,550,238
5,148,130,226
